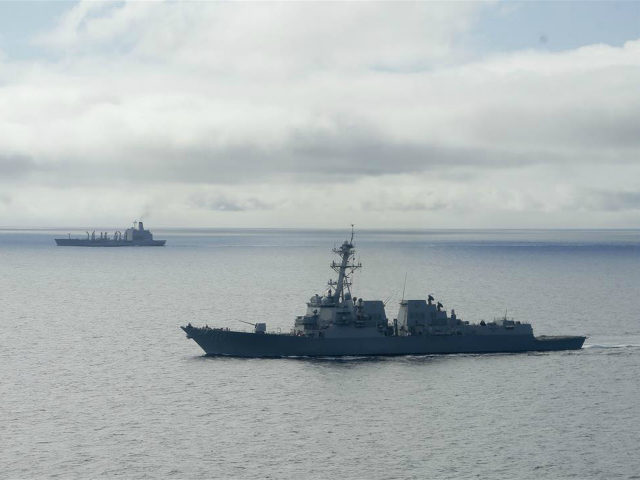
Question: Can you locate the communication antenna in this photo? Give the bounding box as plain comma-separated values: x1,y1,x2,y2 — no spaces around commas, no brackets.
350,224,355,243
401,272,407,302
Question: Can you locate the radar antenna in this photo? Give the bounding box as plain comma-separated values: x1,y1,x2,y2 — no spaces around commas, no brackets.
328,226,362,303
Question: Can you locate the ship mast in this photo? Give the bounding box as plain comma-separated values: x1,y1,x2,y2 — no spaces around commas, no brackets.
329,225,361,303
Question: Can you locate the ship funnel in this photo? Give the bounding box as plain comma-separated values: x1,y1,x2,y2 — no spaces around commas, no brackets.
138,221,144,231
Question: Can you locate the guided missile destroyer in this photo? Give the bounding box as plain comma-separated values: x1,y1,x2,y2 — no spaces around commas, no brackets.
182,230,585,357
55,221,166,247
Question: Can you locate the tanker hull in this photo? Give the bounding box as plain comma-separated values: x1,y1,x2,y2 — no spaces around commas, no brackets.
55,238,166,247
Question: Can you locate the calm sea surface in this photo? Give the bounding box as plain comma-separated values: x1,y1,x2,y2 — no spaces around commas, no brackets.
1,229,639,479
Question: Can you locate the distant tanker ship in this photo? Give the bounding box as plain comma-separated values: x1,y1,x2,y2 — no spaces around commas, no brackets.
55,221,166,247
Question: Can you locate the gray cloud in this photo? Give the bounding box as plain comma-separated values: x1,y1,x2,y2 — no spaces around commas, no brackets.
30,129,563,187
190,194,274,212
580,189,640,212
362,199,448,212
0,154,36,178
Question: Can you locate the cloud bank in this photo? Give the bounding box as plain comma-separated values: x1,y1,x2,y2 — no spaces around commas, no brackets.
1,1,639,227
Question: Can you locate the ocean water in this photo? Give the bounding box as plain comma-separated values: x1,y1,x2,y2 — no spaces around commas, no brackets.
1,228,639,479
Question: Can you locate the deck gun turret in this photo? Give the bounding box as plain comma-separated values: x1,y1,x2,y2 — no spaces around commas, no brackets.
238,320,267,334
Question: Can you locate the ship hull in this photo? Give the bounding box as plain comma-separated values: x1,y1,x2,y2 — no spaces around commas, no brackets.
55,239,166,247
182,326,585,358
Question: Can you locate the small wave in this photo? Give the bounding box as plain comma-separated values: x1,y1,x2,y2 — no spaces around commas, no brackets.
305,355,381,362
583,343,640,349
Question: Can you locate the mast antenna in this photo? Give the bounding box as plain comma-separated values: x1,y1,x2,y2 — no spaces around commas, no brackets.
401,273,407,302
350,224,355,243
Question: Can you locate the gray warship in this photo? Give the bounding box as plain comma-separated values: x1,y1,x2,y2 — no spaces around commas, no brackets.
182,230,585,357
55,221,166,247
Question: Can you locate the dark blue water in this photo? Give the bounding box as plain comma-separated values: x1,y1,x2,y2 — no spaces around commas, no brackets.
1,229,639,479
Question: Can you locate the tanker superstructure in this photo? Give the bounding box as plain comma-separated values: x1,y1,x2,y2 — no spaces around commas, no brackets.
55,221,166,247
182,229,585,357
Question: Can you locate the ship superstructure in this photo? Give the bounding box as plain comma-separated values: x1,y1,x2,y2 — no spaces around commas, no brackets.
55,221,166,247
292,229,388,338
182,229,585,357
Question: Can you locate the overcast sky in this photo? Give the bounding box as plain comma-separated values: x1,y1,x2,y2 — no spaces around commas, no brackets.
1,1,639,228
